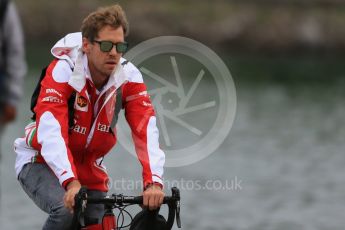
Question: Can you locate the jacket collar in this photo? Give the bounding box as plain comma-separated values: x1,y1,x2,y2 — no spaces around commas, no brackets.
68,51,128,93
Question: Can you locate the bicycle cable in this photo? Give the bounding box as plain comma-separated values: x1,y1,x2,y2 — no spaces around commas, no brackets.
116,204,134,229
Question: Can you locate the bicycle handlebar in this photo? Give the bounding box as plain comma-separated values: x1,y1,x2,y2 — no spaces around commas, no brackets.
86,193,178,205
74,187,181,229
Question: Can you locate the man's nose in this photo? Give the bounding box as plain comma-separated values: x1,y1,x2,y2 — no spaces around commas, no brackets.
109,45,118,56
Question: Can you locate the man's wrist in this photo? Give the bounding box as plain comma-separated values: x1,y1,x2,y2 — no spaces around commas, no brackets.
63,178,80,190
144,182,163,191
67,179,81,190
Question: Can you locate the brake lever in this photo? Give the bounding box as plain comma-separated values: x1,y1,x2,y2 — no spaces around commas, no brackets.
75,187,88,227
171,187,181,228
176,199,181,228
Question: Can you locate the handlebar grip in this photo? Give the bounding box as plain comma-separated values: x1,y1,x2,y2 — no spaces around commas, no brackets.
130,196,143,204
122,195,177,204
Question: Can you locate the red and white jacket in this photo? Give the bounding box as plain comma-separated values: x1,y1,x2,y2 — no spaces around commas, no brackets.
14,33,165,191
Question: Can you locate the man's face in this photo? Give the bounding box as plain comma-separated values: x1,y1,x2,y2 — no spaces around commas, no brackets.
82,25,125,79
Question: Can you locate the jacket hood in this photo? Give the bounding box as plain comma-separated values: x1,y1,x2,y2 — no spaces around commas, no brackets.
51,32,129,93
51,32,82,67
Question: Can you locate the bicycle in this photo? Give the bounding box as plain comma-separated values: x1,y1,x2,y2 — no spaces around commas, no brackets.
73,187,181,230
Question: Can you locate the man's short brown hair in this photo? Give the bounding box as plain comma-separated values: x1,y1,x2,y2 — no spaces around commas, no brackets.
81,4,129,41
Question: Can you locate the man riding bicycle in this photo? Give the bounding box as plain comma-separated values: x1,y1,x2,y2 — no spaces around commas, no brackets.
14,4,165,229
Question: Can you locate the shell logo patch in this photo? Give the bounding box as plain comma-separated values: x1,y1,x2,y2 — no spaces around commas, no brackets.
77,96,87,107
75,95,88,112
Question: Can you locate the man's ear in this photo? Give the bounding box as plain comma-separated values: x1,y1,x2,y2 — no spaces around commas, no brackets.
82,37,90,53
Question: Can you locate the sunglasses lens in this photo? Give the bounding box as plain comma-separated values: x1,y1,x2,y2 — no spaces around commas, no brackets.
116,42,128,53
96,41,128,53
100,41,113,52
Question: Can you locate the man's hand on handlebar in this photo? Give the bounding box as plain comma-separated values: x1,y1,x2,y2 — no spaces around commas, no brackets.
143,184,164,210
64,180,82,213
72,186,181,229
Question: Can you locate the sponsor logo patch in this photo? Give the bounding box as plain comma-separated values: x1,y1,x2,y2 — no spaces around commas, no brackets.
143,101,152,107
75,94,88,112
97,123,111,133
41,96,64,104
77,96,87,107
46,88,62,97
73,125,87,135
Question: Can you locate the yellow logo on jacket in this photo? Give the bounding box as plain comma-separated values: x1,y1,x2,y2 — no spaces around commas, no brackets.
75,94,88,112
